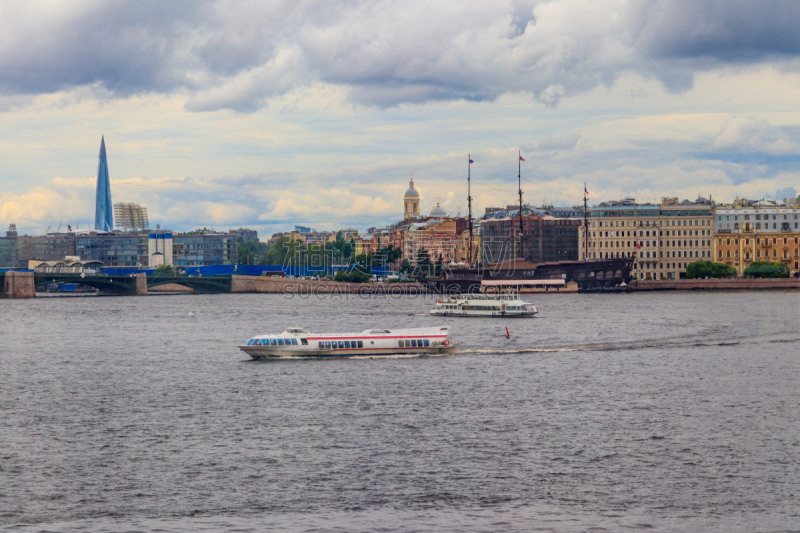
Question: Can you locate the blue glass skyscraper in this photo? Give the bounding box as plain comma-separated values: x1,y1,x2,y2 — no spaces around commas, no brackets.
95,135,113,231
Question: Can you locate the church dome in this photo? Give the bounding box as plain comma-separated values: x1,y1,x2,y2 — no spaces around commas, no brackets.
430,202,447,217
405,175,419,197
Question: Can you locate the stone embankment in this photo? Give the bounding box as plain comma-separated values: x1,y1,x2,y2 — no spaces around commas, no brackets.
230,275,428,294
149,283,194,293
1,271,35,298
628,278,800,291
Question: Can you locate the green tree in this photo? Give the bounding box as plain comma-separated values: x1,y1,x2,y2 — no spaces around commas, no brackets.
415,247,433,275
334,270,370,283
341,237,354,261
686,260,737,279
349,253,373,271
399,259,412,273
376,245,402,266
415,247,431,266
154,264,176,276
743,261,790,278
238,244,254,265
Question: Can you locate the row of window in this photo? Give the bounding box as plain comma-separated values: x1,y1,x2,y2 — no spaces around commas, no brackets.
634,262,688,271
592,219,710,228
723,222,798,230
721,249,799,259
593,240,708,248
591,229,709,238
398,339,430,347
247,337,304,346
721,213,798,221
319,340,365,349
595,250,708,259
720,237,800,246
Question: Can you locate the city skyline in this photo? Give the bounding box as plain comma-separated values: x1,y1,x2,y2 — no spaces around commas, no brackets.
1,1,800,235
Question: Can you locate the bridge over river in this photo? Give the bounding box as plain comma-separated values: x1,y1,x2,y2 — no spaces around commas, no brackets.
1,271,232,297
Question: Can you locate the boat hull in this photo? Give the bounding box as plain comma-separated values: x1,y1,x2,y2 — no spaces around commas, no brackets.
239,326,455,360
239,345,455,359
428,310,536,317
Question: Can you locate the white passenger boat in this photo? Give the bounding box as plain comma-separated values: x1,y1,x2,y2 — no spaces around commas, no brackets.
429,293,538,317
239,326,455,359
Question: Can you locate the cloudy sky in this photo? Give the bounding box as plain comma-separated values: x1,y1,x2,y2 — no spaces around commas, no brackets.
1,0,799,235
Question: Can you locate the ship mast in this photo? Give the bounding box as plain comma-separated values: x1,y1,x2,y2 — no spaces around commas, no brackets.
518,151,524,261
467,154,474,267
583,182,589,262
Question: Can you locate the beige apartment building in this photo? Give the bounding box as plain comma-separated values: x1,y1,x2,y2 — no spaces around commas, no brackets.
579,197,715,279
714,202,800,275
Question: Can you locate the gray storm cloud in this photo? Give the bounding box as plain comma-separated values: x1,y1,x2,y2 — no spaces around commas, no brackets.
1,0,799,110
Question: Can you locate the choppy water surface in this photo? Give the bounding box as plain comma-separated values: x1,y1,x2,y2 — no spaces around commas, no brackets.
1,291,799,532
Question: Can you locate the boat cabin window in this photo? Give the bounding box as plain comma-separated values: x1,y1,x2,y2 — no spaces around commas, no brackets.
247,339,253,345
357,341,363,348
424,339,429,347
291,339,298,345
325,341,331,349
319,342,324,348
345,341,351,348
405,340,411,347
301,338,308,345
411,340,417,347
338,341,344,349
278,339,285,345
398,340,404,347
417,339,423,346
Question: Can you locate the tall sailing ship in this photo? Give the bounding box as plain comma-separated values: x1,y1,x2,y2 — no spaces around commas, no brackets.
419,154,633,293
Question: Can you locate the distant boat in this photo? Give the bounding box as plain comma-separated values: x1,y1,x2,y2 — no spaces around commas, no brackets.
239,326,455,359
429,293,538,317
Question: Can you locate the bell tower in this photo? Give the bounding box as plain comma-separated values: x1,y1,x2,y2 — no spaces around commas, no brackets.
403,173,420,220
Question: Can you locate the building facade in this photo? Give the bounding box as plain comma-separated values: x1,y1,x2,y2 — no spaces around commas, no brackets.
0,224,18,268
406,218,468,264
76,232,145,268
480,208,580,265
172,231,237,267
230,227,259,243
17,233,78,267
579,197,715,279
714,205,800,274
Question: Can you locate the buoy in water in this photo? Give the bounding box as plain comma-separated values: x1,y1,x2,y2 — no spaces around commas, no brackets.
505,326,510,338
188,312,194,317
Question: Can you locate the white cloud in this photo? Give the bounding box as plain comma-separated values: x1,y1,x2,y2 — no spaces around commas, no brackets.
710,115,800,155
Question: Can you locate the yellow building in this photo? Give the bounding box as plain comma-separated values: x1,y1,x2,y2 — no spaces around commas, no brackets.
714,204,800,274
579,197,715,279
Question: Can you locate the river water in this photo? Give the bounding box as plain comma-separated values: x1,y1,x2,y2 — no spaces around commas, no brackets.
1,291,799,532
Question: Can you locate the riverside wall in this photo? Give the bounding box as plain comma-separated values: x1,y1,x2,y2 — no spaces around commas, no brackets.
1,271,35,298
230,275,429,294
149,283,194,293
629,278,800,291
